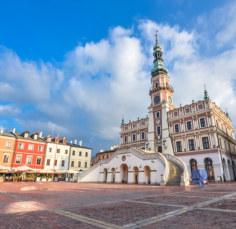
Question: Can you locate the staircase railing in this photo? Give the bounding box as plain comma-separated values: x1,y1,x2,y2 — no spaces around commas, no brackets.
164,154,190,186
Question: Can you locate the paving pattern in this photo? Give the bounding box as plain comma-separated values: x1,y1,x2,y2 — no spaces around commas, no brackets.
0,182,236,228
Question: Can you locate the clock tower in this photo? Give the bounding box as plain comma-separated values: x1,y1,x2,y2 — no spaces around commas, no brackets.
147,34,174,155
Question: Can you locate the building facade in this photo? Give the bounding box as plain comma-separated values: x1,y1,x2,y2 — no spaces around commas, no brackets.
12,131,46,170
79,35,236,185
0,131,16,169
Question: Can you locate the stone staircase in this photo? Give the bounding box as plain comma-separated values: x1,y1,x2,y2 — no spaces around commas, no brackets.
166,160,182,185
162,154,190,186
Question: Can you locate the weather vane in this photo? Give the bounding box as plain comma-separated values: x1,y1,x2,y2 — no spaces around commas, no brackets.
155,30,159,45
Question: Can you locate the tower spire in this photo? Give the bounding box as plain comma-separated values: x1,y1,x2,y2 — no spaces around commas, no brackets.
204,84,209,100
151,31,167,76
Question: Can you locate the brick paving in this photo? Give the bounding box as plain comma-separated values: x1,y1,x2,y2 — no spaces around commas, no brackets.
0,182,235,228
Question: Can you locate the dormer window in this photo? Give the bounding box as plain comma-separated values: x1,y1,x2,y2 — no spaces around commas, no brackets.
33,134,38,140
24,132,29,138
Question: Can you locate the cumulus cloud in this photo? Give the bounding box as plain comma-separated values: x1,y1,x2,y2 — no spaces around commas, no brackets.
1,0,236,150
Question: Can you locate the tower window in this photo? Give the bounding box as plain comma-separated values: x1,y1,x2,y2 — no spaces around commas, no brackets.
157,126,161,135
154,95,160,105
176,141,182,152
188,139,195,151
175,124,180,133
156,111,160,119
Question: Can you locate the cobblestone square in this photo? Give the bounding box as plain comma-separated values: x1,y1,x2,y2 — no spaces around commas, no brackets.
0,182,236,228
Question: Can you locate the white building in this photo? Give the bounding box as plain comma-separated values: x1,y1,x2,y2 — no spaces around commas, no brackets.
78,35,236,185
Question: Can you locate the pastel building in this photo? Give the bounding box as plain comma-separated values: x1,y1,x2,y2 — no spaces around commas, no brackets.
0,130,16,181
44,136,71,181
68,141,92,181
12,131,46,170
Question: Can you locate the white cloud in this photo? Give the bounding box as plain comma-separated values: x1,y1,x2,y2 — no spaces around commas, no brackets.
0,104,19,116
1,1,236,147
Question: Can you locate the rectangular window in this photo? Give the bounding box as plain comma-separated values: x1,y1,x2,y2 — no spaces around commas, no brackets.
78,161,81,167
3,154,9,163
65,149,68,154
28,144,34,150
72,150,75,156
202,137,210,149
71,161,74,167
186,121,192,130
156,111,160,119
26,156,32,165
49,147,52,152
57,149,60,153
5,141,11,148
141,132,145,140
18,143,24,150
79,151,82,156
157,126,161,135
200,118,206,128
36,157,42,165
15,155,22,164
85,152,88,157
175,124,180,133
54,160,57,166
124,136,128,143
85,162,87,168
176,141,182,152
132,134,136,142
188,139,195,151
46,159,50,166
61,160,65,167
38,145,43,152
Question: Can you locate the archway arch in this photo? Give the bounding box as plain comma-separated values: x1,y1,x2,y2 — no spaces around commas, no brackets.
204,157,215,181
190,159,198,171
103,168,108,183
120,164,128,184
111,168,116,183
144,166,151,184
133,166,139,184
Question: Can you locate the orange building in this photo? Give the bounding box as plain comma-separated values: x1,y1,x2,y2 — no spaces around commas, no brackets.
0,131,16,168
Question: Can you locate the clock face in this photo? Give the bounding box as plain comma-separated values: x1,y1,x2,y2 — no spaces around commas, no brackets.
154,95,160,105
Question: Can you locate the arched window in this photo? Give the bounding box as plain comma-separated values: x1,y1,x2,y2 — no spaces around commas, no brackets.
204,157,215,181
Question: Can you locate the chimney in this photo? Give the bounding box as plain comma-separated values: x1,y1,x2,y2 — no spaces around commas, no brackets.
74,139,78,145
79,140,82,146
12,128,16,134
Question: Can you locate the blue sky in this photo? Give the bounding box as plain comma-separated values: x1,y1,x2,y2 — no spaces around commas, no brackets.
0,0,236,154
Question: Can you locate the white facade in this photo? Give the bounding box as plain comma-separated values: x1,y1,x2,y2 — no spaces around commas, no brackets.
44,142,70,172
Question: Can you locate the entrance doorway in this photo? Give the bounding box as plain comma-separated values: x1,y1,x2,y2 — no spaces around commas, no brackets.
204,158,215,181
111,168,116,183
120,164,128,183
103,168,108,183
144,166,151,184
133,167,139,184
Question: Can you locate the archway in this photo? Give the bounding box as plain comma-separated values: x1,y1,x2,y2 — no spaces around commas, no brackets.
111,168,116,183
222,158,227,181
120,164,128,184
189,159,198,183
133,166,139,184
204,158,215,181
103,168,108,183
144,166,151,184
